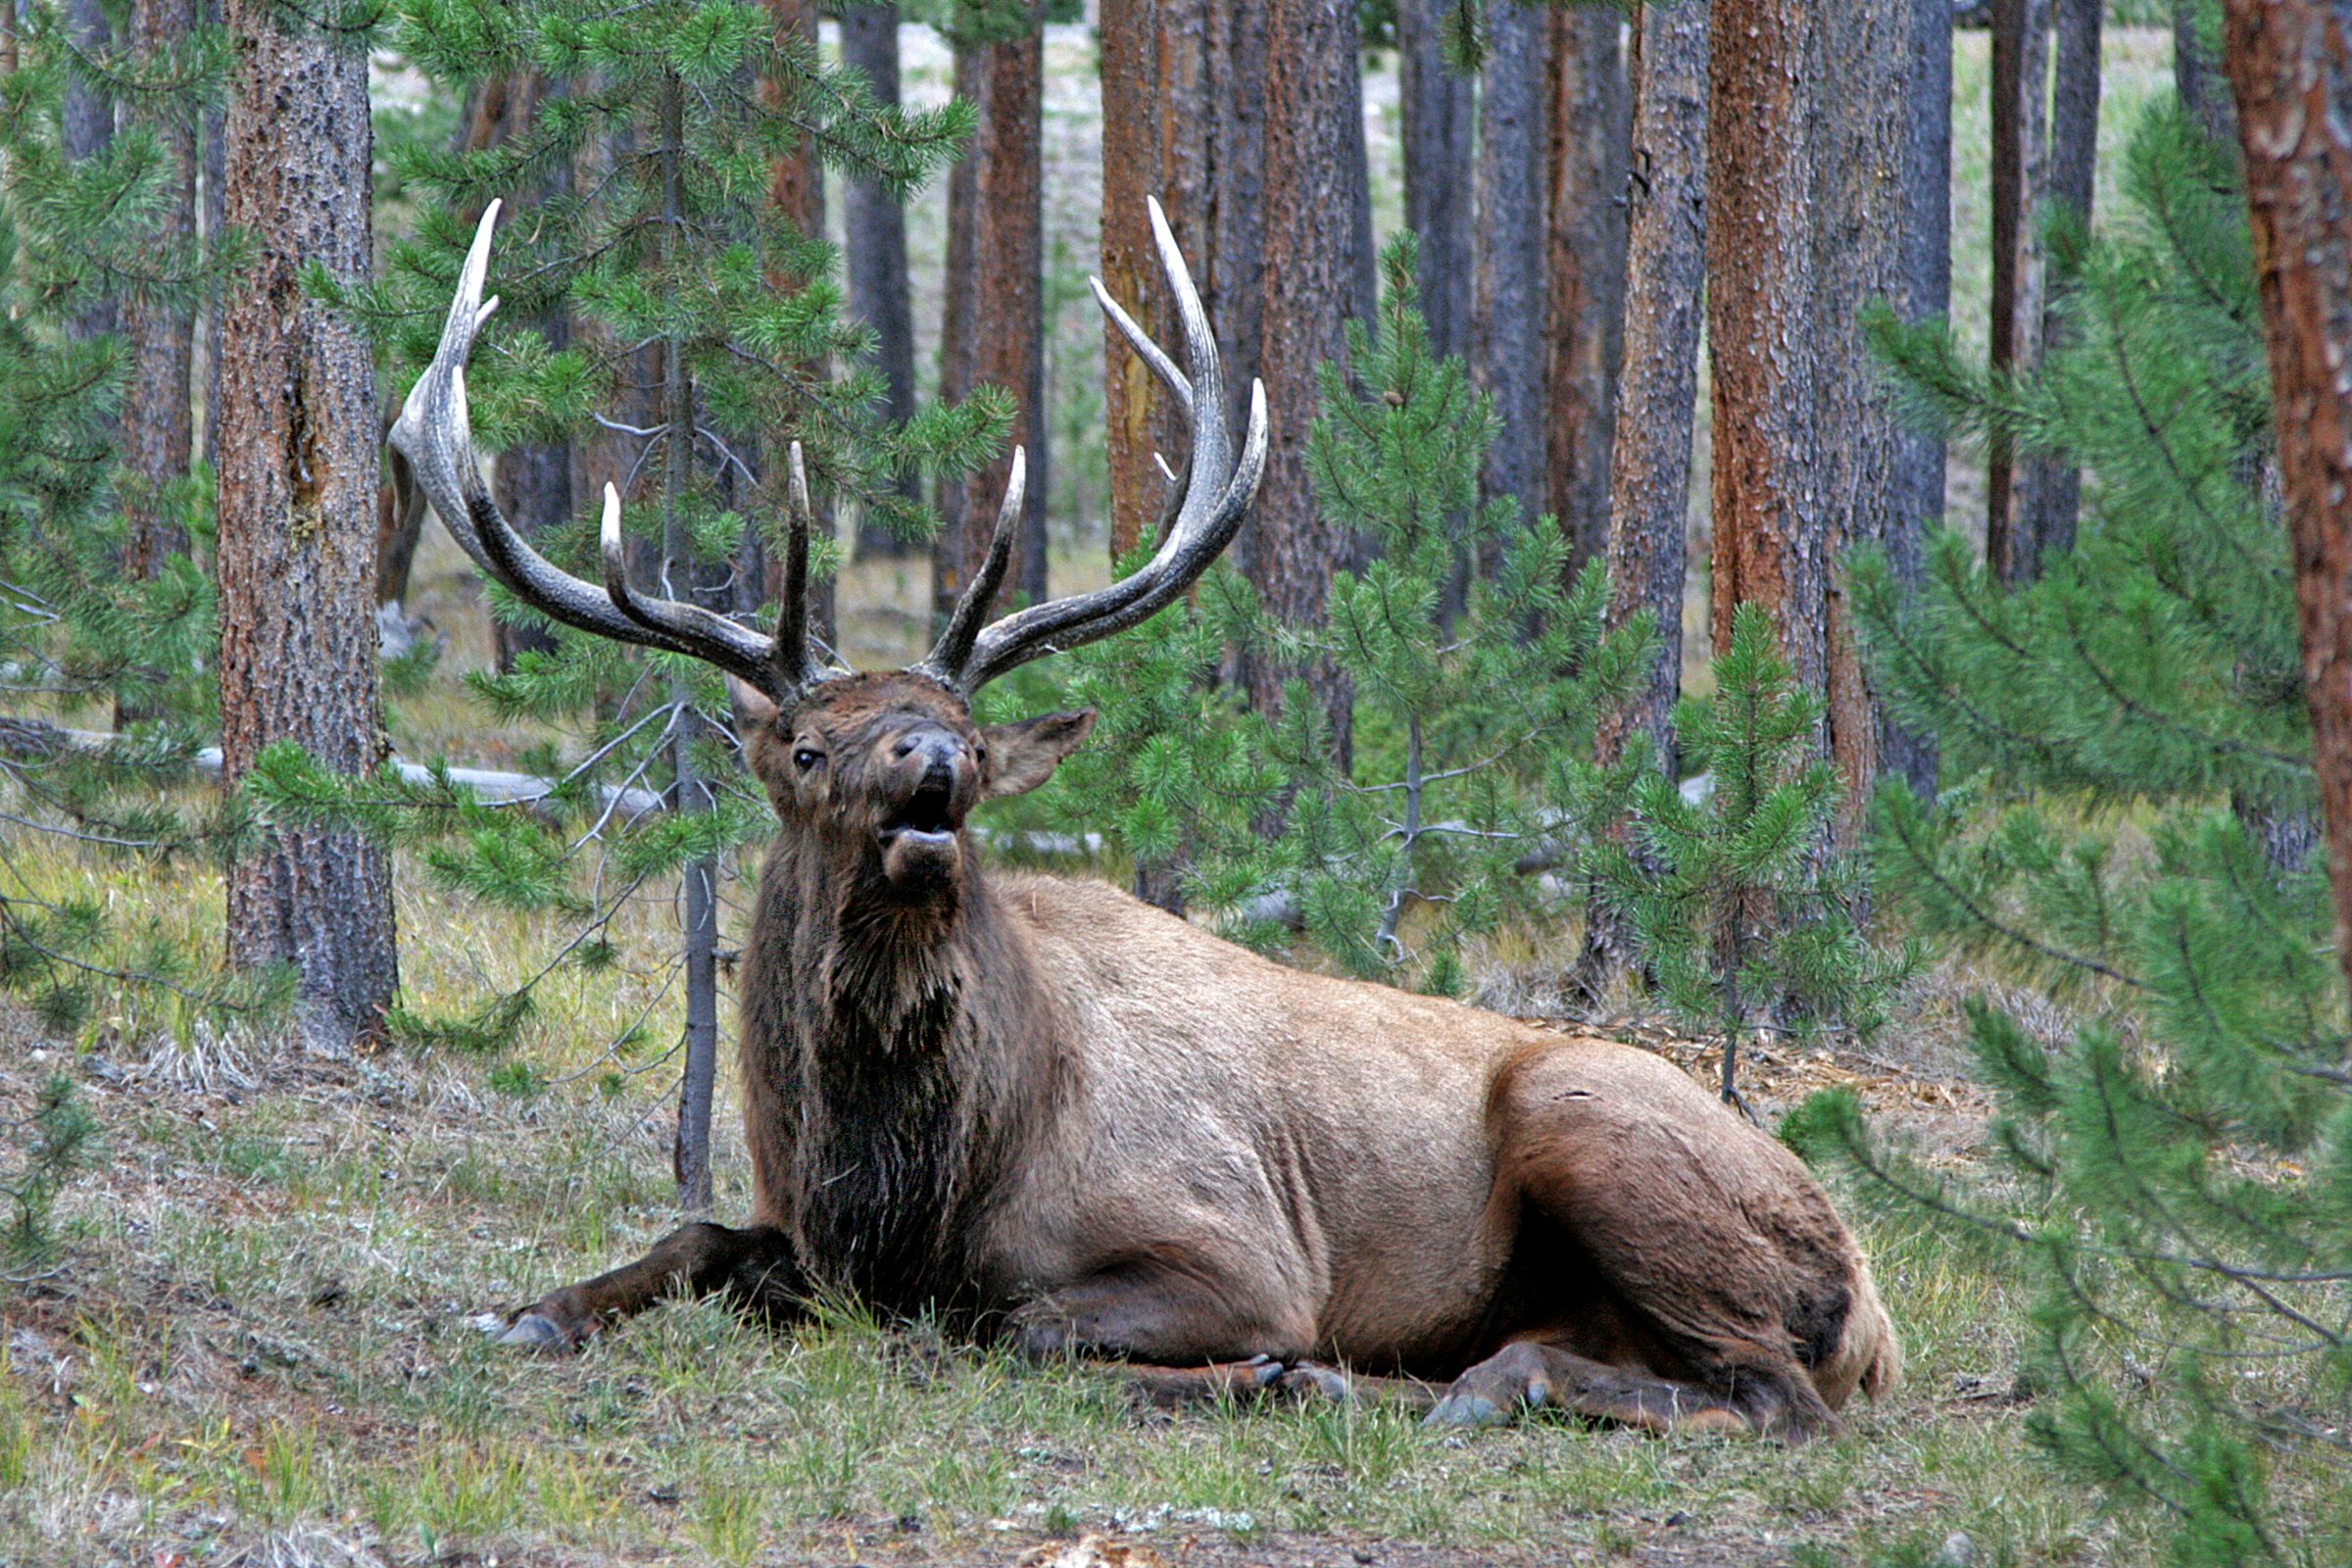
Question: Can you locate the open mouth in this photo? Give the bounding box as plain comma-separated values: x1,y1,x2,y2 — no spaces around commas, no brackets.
882,775,958,841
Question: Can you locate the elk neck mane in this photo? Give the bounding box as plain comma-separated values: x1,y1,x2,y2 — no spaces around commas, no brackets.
742,820,1070,1317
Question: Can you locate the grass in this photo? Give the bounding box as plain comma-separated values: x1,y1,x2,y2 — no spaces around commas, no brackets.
0,786,2220,1568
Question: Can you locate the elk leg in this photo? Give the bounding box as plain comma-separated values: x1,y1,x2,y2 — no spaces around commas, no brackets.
1008,1257,1411,1410
1478,1048,1870,1441
498,1221,805,1352
1425,1341,1752,1435
1120,1355,1440,1412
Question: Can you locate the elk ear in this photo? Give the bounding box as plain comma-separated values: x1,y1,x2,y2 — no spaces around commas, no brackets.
981,710,1096,799
727,675,778,742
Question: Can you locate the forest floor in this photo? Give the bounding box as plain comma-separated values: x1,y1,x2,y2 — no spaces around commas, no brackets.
0,936,2148,1568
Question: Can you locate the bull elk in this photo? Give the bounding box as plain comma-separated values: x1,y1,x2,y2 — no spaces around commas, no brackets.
389,200,1900,1440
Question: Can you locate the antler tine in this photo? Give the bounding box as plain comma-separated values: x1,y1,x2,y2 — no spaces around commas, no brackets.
387,201,798,700
922,195,1267,694
915,447,1025,687
769,444,832,695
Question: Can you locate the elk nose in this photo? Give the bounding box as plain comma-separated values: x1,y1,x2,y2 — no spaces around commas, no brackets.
893,727,965,777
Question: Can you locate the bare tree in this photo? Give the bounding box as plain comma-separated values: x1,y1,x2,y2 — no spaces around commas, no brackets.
2221,0,2352,990
1545,3,1631,574
934,7,1048,626
1473,0,1549,537
1583,0,1708,984
1249,0,1375,758
1986,0,2051,584
841,3,919,560
216,0,397,1047
1398,0,1473,366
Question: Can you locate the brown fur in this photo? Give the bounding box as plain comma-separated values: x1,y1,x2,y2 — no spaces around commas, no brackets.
506,671,1901,1440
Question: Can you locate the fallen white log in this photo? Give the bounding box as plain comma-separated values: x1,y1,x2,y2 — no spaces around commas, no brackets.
0,718,665,818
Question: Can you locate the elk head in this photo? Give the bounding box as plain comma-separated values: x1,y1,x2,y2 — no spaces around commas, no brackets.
389,197,1266,896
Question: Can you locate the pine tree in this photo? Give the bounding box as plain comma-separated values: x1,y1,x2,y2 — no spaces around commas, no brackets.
1031,237,1650,992
1592,603,1907,1107
1794,104,2351,1566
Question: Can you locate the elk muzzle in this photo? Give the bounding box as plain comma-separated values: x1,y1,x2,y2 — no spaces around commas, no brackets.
876,724,980,890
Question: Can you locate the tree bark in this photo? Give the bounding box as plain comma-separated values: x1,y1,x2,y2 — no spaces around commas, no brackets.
1583,0,1708,985
62,0,115,345
2016,0,2102,576
1986,0,2051,584
1249,0,1373,760
1707,0,1931,839
2220,0,2352,993
1544,4,1631,576
766,0,833,644
200,0,225,473
841,3,920,560
1398,0,1474,367
1473,0,1549,540
1101,0,1189,562
216,0,397,1047
119,0,200,585
1883,0,1953,800
933,13,1048,627
1812,0,1945,838
1706,0,1822,682
2182,0,2240,152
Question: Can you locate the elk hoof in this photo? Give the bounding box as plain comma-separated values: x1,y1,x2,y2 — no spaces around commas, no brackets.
1272,1361,1355,1402
1422,1391,1510,1428
496,1311,578,1353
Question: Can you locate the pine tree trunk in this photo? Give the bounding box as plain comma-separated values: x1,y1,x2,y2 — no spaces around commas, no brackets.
216,0,397,1048
62,0,114,345
1986,0,2051,585
1473,2,1549,541
1250,0,1373,761
766,0,833,644
119,0,199,585
1544,5,1631,577
1706,0,1822,683
201,0,225,472
1884,0,1953,801
1707,0,1933,836
2181,0,2239,152
1100,0,1216,562
1582,0,1707,987
933,15,1047,626
1814,0,1944,839
2025,0,2102,569
1398,0,1473,367
2220,0,2352,993
651,69,720,1215
841,3,920,560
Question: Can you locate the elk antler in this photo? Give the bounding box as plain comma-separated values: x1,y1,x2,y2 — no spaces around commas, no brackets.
387,201,831,702
914,195,1269,695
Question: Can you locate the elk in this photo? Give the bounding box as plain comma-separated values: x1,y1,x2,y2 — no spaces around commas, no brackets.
390,200,1901,1441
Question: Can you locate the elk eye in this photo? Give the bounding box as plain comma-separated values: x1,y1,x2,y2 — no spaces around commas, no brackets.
793,748,824,772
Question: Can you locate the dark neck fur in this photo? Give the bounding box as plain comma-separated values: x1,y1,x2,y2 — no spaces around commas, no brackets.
754,835,1052,1315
